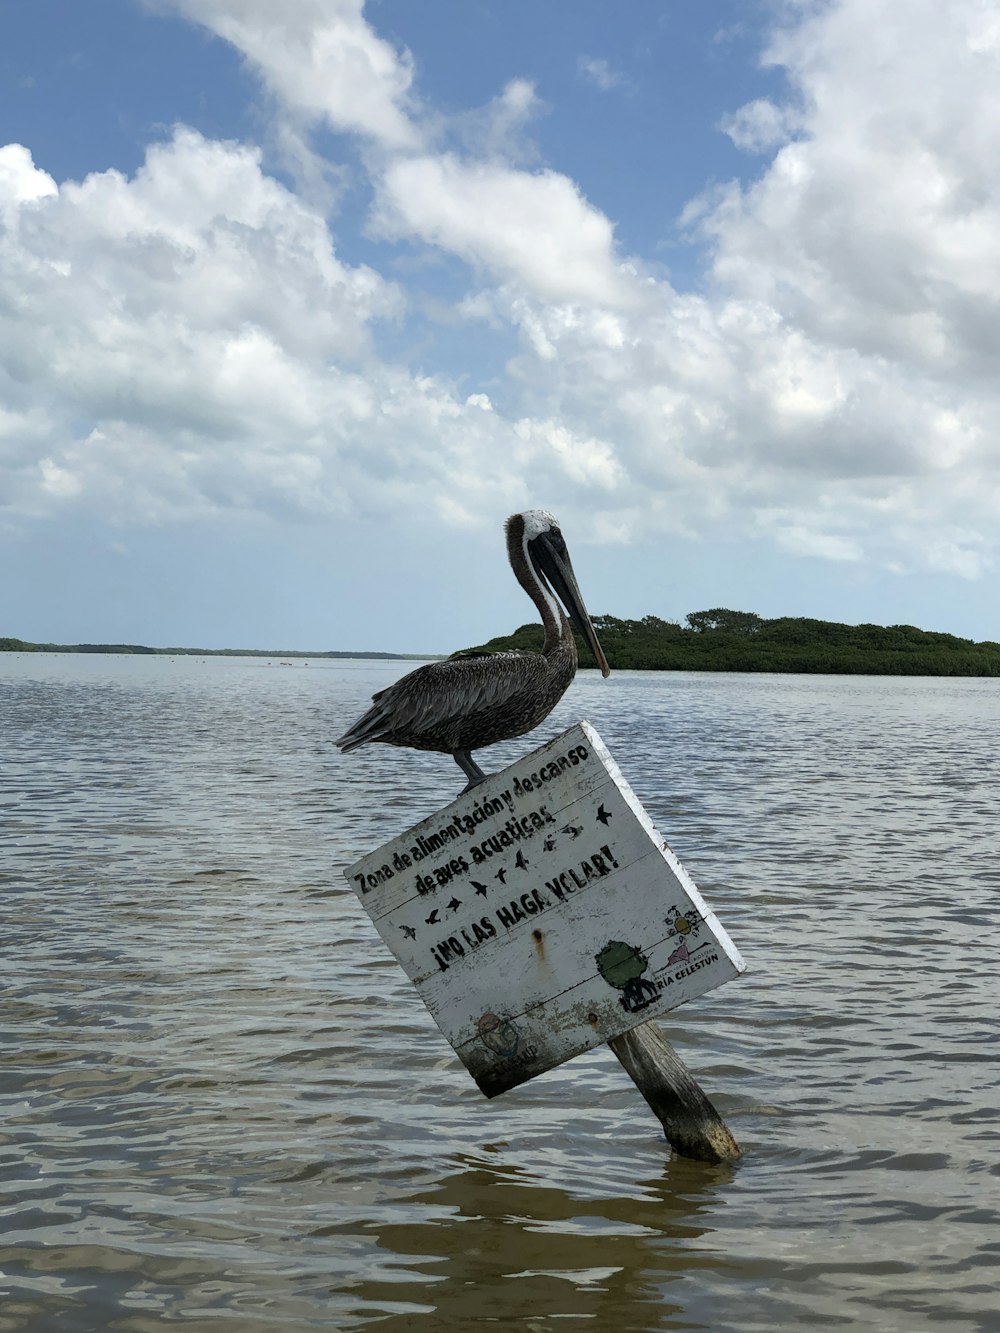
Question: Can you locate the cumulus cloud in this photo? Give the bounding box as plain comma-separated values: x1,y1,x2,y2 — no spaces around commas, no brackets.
0,131,391,521
5,0,1000,587
720,97,800,152
451,0,1000,578
453,78,547,164
0,143,58,206
676,0,1000,572
371,153,632,308
156,0,421,150
0,130,630,529
697,0,1000,377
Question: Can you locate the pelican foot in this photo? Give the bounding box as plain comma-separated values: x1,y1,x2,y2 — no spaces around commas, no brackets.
454,749,489,792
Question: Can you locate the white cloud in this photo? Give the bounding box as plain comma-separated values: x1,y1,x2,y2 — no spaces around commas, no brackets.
453,78,546,163
720,98,800,152
576,56,627,93
468,0,1000,579
156,0,421,150
697,0,1000,378
0,143,57,208
0,131,632,530
5,0,1000,591
0,129,399,522
512,419,625,490
766,519,865,565
371,153,633,308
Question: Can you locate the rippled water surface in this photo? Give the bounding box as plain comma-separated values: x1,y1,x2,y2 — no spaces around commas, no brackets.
2,653,998,1331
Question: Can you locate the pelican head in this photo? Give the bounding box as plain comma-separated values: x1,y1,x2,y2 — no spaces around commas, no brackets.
507,510,611,678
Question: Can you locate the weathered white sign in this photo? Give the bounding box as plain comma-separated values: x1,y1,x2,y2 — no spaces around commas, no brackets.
345,722,745,1097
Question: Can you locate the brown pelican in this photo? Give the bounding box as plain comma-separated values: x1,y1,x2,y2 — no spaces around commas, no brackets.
336,510,611,790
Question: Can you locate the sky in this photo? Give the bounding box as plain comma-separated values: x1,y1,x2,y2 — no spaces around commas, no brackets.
1,0,999,653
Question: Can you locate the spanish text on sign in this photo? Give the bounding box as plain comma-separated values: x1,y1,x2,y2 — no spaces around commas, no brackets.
346,722,745,1096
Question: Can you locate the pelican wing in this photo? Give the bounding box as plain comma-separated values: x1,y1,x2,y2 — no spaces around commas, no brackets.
336,651,543,752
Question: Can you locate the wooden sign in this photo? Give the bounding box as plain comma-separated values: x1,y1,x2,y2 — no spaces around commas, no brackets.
345,722,745,1097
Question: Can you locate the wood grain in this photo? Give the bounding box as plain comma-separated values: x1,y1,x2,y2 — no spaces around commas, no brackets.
609,1022,742,1163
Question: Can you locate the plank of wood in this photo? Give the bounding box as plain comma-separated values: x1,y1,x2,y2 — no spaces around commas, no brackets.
608,1022,742,1163
346,722,746,1097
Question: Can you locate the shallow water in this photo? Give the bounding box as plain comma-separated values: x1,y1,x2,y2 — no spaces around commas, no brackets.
2,653,998,1331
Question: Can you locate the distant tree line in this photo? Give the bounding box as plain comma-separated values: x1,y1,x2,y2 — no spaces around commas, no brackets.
0,638,430,660
6,609,1000,674
459,607,1000,676
0,639,161,654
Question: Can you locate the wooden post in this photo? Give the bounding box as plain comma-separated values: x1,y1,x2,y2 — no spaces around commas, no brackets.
608,1021,741,1163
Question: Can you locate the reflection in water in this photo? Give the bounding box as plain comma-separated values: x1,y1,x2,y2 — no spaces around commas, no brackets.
350,1153,736,1329
2,653,999,1331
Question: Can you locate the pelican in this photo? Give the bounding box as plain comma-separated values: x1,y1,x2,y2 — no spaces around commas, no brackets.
336,510,611,790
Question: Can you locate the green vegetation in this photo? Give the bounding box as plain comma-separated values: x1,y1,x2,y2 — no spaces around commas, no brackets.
461,607,1000,676
0,639,433,660
1,638,160,653
6,608,1000,674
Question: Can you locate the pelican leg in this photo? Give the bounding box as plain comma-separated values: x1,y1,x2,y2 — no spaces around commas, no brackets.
454,749,488,792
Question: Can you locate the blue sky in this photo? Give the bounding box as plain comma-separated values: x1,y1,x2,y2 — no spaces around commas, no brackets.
2,0,998,651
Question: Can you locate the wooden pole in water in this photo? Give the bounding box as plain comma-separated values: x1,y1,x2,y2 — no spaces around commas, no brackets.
608,1021,742,1163
346,724,747,1165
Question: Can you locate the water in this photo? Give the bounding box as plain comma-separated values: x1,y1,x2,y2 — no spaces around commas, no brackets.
2,653,998,1331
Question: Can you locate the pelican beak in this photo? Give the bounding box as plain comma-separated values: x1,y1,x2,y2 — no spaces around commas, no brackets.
531,532,612,678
